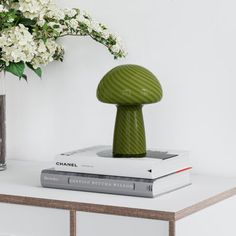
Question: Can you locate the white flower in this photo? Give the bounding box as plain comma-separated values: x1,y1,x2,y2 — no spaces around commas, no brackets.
64,8,77,18
37,40,47,53
46,3,65,20
48,22,64,33
37,19,46,27
69,19,78,30
76,14,90,26
112,34,123,44
0,4,8,12
81,10,91,19
111,44,121,53
109,33,127,56
101,30,110,39
89,21,103,33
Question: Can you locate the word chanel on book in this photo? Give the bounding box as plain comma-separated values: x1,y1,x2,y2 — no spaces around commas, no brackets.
53,146,190,179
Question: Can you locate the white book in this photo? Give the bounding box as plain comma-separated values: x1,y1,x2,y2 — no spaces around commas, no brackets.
41,168,191,198
54,146,191,179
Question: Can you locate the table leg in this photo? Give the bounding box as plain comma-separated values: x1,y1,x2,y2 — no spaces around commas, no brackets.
70,210,76,236
169,221,175,236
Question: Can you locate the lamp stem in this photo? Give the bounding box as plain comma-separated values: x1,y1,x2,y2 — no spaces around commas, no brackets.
113,105,146,157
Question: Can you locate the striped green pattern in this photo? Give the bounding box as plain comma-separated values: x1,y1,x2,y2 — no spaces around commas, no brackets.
97,64,163,157
113,105,146,157
97,64,162,105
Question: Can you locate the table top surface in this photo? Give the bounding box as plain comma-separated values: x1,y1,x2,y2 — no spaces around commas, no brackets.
0,160,235,221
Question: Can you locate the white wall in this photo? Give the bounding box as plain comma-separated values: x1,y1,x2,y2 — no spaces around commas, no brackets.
5,0,236,177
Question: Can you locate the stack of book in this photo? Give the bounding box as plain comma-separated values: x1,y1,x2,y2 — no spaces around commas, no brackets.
41,146,192,198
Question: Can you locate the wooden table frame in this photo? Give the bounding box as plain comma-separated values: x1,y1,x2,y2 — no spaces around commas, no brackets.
1,187,235,236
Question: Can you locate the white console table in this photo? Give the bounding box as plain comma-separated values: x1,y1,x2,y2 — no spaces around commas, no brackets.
0,160,235,236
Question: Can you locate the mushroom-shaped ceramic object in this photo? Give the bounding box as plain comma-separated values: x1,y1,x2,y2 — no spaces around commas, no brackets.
97,64,162,157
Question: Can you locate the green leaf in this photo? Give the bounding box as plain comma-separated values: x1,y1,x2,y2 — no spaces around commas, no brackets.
21,74,27,81
5,62,25,78
26,63,42,78
53,24,60,28
19,18,36,26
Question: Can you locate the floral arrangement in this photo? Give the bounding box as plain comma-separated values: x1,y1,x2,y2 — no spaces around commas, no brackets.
0,0,126,80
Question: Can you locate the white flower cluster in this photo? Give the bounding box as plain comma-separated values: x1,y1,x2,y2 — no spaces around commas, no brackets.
31,39,64,69
0,23,64,69
0,24,36,65
110,34,127,56
46,3,65,20
17,0,51,20
61,10,127,57
14,0,126,58
64,8,77,18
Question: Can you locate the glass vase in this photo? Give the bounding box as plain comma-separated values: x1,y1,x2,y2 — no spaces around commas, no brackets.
0,71,6,171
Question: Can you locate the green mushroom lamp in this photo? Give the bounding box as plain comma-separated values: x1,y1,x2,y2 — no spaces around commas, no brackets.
97,64,163,157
